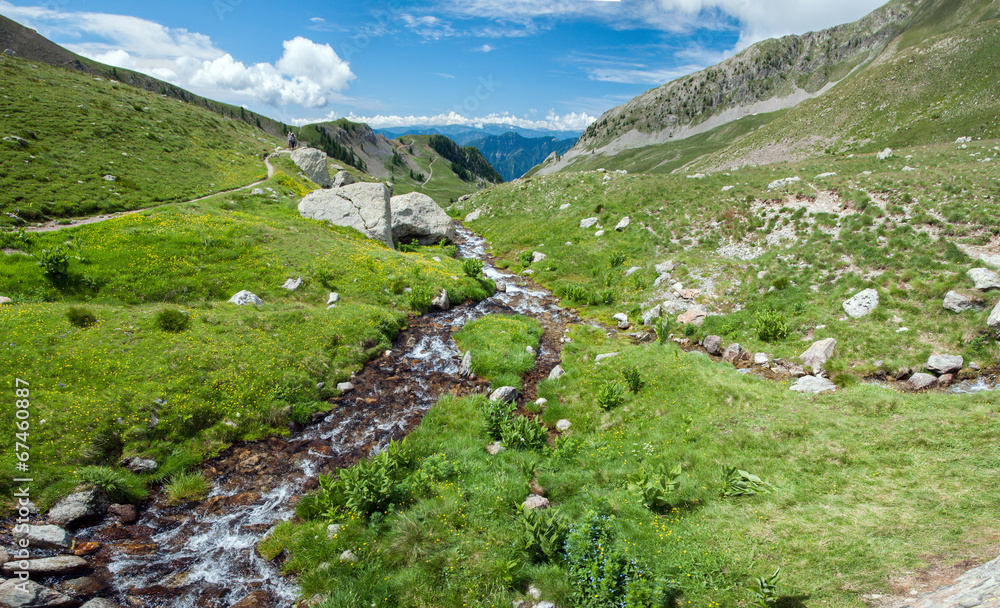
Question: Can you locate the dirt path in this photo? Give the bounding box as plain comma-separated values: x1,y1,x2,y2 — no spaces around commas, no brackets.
21,154,276,233
423,156,436,185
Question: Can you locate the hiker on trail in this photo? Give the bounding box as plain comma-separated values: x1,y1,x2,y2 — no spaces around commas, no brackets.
287,132,296,149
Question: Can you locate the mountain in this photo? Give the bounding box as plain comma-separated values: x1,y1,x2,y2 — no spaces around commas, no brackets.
537,0,1000,175
375,125,582,146
466,132,577,181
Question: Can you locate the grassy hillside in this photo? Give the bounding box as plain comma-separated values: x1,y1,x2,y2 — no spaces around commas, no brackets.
0,55,277,227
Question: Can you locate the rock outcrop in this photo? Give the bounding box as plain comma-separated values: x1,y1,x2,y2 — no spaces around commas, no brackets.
299,182,394,249
0,579,78,608
291,147,332,188
968,268,1000,291
390,192,455,245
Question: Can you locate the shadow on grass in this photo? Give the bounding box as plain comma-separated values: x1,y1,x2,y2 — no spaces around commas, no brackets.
776,594,812,607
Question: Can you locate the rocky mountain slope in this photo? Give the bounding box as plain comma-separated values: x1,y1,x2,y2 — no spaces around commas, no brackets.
538,0,1000,175
467,132,577,181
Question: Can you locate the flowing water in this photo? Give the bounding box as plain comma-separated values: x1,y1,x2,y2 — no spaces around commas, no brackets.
79,226,578,608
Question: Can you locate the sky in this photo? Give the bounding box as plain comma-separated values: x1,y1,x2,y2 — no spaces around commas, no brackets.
0,0,890,133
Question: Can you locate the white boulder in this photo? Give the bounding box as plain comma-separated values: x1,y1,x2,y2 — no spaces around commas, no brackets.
291,147,332,188
229,290,263,306
390,192,456,245
843,289,879,318
299,182,394,249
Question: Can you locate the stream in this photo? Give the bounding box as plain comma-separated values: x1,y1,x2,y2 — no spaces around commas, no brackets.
76,225,579,608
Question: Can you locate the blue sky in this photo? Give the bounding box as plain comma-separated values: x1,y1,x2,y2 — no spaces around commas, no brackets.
0,0,888,132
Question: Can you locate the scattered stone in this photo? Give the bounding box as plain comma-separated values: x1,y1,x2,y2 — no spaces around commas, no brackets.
290,147,332,187
229,290,263,306
556,419,571,432
48,488,109,529
339,550,357,563
298,182,394,249
754,353,770,366
464,209,482,222
432,289,450,310
528,586,542,600
230,592,273,608
594,229,605,237
332,170,355,188
943,290,982,313
531,251,547,264
614,216,631,231
548,365,565,381
906,373,939,391
391,192,456,245
641,305,662,326
496,282,507,293
60,578,110,600
790,376,837,394
326,524,341,540
579,217,600,229
2,556,89,577
0,547,8,565
526,346,536,357
489,386,518,403
522,495,550,511
624,266,642,277
876,147,893,160
800,338,837,371
722,343,744,364
537,603,556,608
108,503,137,524
926,354,964,376
559,203,571,210
336,382,354,394
842,288,879,318
281,277,303,291
815,172,837,179
677,307,708,326
459,352,473,378
703,335,723,356
594,353,619,364
119,456,158,474
990,300,1000,337
534,398,547,407
939,373,955,388
767,176,800,189
14,524,73,550
968,268,1000,291
250,188,265,196
486,442,506,455
655,260,678,274
102,174,116,182
0,579,78,608
327,292,340,305
613,313,629,330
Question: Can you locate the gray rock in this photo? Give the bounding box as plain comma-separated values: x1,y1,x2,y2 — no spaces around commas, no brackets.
800,338,837,371
495,282,507,293
722,343,743,364
459,351,473,378
595,353,619,364
530,251,547,264
118,456,158,474
0,579,78,608
326,524,341,540
943,290,981,313
614,216,631,231
0,296,12,305
842,288,879,318
432,289,450,311
990,300,1000,338
655,260,678,274
968,268,1000,291
594,229,605,237
332,170,355,188
390,192,456,245
579,217,600,229
327,292,340,305
903,552,1000,608
537,603,556,608
47,488,109,528
298,182,394,249
641,305,662,326
926,354,964,376
464,209,482,222
754,353,770,366
624,266,642,277
703,335,723,356
228,290,263,306
526,346,536,356
290,147,332,188
612,313,629,330
281,277,303,291
81,600,126,608
522,494,550,511
339,550,357,563
2,556,89,577
336,382,354,393
790,376,837,394
548,365,565,381
489,386,518,403
0,546,8,565
534,397,547,407
906,373,939,391
876,147,893,160
108,504,137,524
556,419,571,432
13,525,73,550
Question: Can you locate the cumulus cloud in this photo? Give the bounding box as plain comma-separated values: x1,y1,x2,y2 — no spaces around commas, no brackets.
291,110,596,132
0,2,354,108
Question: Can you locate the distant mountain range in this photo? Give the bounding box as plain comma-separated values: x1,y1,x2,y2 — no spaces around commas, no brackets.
374,125,581,146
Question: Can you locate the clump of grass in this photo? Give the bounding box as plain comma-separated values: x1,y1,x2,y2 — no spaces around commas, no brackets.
156,308,190,332
454,314,543,388
66,306,98,328
77,465,148,503
165,471,211,504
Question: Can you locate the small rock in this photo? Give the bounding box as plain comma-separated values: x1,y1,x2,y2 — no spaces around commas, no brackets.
103,174,116,181
938,373,955,387
754,353,770,366
282,277,303,291
842,288,879,318
526,346,536,356
251,188,265,196
790,376,837,394
943,290,981,313
703,335,723,356
537,603,556,608
556,419,571,432
579,217,600,229
989,300,1000,337
0,547,8,565
459,352,473,378
559,203,571,210
641,305,662,326
58,577,109,598
496,282,507,293
548,365,566,381
595,353,619,364
432,289,450,311
800,338,837,371
327,292,340,305
968,268,1000,291
531,252,546,264
614,216,631,231
486,441,506,455
464,209,482,222
336,382,354,393
229,290,263,306
906,373,939,391
48,488,110,529
489,386,518,403
877,148,893,160
594,229,605,237
326,524,341,540
926,354,963,376
0,579,78,608
534,398,547,407
624,266,642,277
722,343,743,364
528,585,542,600
73,542,101,556
677,307,708,326
108,503,137,524
14,524,73,550
613,313,629,330
522,494,550,511
119,456,158,474
339,550,357,563
0,296,11,305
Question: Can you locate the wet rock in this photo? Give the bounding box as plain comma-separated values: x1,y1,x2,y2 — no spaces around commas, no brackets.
722,343,744,364
486,442,506,455
56,574,108,597
522,495,550,511
340,550,357,563
496,282,507,293
72,542,100,556
432,289,450,311
337,382,354,394
754,353,770,366
579,217,600,229
939,373,955,387
230,590,273,608
594,353,619,364
906,373,939,391
968,268,1000,291
228,290,263,306
548,365,565,381
14,524,73,550
843,289,879,318
489,386,518,403
790,376,837,394
0,579,78,608
703,335,722,356
0,547,8,565
2,556,89,577
677,307,707,326
943,290,981,313
926,354,963,376
48,488,109,529
281,277,303,291
119,456,158,474
556,419,571,432
614,216,631,231
80,599,124,608
800,338,837,371
459,351,473,378
108,504,137,525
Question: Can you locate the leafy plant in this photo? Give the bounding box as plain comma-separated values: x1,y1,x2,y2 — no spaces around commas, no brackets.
165,471,211,504
408,283,433,313
771,277,790,290
653,318,672,344
621,365,645,393
481,397,515,440
721,466,776,497
518,250,534,266
316,439,414,518
156,308,190,332
608,251,627,268
418,452,454,481
597,380,626,410
500,415,549,451
515,507,567,563
755,308,788,343
37,246,71,283
66,306,98,328
461,257,484,278
77,465,148,503
627,464,682,511
749,567,781,607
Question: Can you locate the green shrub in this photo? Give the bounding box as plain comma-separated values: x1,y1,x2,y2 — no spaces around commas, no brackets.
315,439,414,518
516,507,567,563
621,365,645,393
37,246,70,283
156,308,190,332
500,415,549,451
597,380,626,411
627,464,682,511
481,398,515,440
461,257,484,278
408,284,433,313
721,466,775,497
418,452,455,481
66,306,98,328
754,308,788,343
77,466,148,503
608,251,627,268
518,251,533,266
771,277,790,290
165,471,211,504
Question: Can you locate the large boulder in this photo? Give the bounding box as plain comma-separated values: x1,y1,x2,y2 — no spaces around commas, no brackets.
47,488,109,529
842,289,879,318
332,170,355,188
0,579,78,608
290,147,332,188
299,183,394,249
790,376,837,394
800,338,837,371
968,268,1000,291
990,300,1000,338
390,192,455,245
228,290,263,306
943,290,982,313
926,354,964,376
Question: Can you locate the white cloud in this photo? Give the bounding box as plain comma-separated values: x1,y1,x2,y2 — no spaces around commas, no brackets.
291,110,596,132
0,2,354,108
475,44,496,52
